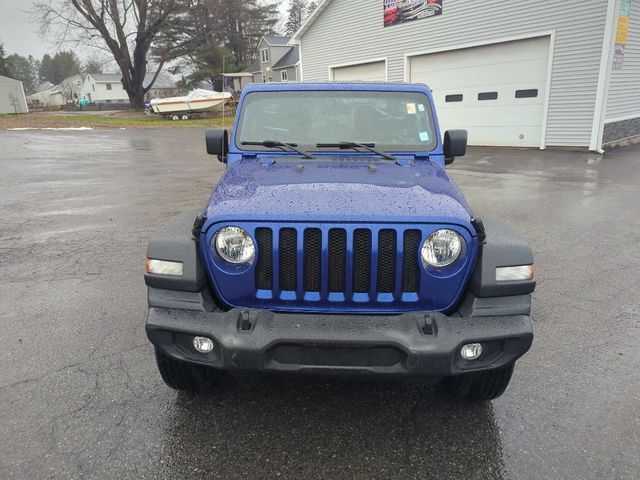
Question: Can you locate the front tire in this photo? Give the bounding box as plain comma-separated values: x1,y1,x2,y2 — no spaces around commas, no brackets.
443,364,515,401
154,348,224,392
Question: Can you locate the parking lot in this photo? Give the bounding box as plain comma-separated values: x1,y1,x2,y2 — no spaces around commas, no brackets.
0,128,638,479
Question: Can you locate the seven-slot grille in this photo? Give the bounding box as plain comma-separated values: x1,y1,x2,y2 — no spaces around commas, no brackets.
255,226,422,300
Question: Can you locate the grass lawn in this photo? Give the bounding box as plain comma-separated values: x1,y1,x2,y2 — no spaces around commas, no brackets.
0,111,235,130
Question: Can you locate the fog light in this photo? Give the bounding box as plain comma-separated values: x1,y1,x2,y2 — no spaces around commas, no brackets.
193,336,214,353
461,343,483,360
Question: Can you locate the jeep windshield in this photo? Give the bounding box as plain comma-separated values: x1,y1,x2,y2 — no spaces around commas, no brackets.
236,90,437,153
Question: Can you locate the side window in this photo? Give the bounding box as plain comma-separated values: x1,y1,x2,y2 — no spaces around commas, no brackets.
261,74,267,83
281,70,288,82
516,89,539,98
478,92,498,101
106,83,113,91
260,48,269,63
445,94,463,103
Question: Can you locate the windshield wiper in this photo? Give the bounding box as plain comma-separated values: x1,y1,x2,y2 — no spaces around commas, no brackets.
316,142,396,161
242,140,314,159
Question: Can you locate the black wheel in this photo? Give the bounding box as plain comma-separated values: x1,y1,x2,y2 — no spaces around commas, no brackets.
443,364,515,401
154,348,224,392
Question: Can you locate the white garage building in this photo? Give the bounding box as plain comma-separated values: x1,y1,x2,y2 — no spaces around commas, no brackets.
0,75,29,114
293,0,640,151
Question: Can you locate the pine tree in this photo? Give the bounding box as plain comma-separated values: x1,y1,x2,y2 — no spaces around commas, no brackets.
284,0,308,36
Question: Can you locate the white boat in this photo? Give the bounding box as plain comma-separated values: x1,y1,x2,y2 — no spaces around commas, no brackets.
150,89,232,116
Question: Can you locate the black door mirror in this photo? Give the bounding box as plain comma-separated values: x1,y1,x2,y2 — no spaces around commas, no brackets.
443,130,468,165
206,128,229,163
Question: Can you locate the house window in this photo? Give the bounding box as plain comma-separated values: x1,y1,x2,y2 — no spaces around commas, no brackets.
281,70,288,82
92,84,95,91
478,92,498,101
445,94,463,103
261,74,267,83
260,48,269,63
106,83,113,90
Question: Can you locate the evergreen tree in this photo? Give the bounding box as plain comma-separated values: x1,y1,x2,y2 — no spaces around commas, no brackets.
0,44,9,77
38,51,81,84
5,54,41,92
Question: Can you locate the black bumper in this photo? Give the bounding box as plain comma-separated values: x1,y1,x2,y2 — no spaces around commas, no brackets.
146,306,533,378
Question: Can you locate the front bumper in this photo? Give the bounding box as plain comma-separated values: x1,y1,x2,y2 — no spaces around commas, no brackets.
146,305,533,378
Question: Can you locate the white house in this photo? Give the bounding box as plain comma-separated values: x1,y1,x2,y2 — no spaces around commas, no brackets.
293,0,640,150
28,72,180,107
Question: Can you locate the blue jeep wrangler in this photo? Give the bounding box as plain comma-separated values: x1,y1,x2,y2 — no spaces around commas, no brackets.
145,83,535,401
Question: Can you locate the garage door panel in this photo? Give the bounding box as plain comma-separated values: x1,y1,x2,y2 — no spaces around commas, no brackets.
332,61,386,81
460,126,543,147
435,85,547,109
413,59,550,88
411,37,550,71
409,37,550,147
438,105,549,128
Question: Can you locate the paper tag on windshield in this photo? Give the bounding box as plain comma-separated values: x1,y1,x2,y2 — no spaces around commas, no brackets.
418,104,425,112
406,103,417,115
419,131,430,142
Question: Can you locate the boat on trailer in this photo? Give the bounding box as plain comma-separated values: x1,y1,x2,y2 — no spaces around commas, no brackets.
150,89,232,120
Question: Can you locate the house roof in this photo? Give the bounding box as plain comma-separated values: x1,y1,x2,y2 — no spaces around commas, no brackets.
35,81,54,92
90,73,122,82
88,72,176,89
242,61,262,74
292,0,331,41
263,35,291,46
145,72,176,89
0,74,22,84
271,47,300,70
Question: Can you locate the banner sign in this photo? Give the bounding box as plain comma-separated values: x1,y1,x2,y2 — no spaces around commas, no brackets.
384,0,443,27
613,0,632,70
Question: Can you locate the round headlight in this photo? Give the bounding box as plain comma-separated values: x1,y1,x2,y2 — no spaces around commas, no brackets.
421,229,463,267
215,227,255,264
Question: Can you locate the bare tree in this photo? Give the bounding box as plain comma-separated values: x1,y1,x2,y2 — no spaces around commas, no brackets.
59,80,80,102
8,92,19,114
34,0,182,108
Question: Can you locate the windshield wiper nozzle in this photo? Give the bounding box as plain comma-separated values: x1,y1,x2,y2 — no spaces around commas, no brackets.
316,142,396,161
242,140,314,159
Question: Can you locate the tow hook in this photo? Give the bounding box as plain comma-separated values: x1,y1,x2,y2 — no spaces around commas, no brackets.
238,310,254,333
423,314,438,336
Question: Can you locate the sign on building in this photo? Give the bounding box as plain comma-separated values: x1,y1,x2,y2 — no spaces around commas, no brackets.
384,0,443,27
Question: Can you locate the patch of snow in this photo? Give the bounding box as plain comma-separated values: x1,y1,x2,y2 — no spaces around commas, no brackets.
7,127,95,131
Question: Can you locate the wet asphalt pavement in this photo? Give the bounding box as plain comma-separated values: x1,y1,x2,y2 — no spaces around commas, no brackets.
0,129,638,479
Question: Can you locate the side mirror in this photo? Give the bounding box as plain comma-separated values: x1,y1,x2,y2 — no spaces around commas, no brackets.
443,129,468,165
206,128,229,163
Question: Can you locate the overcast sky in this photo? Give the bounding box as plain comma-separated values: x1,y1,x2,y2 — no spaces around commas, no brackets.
0,0,291,61
0,0,50,58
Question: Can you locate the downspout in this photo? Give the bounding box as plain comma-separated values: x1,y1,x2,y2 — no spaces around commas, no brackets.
590,0,620,153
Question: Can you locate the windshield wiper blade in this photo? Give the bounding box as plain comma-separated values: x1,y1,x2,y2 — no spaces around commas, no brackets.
242,140,314,159
316,142,396,161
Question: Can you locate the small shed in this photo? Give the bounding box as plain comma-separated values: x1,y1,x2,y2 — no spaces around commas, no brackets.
0,75,29,114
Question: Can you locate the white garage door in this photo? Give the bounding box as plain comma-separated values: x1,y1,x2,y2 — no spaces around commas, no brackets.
409,37,550,147
331,61,386,82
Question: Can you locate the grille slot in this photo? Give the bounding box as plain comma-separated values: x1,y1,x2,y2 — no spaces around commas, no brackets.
279,228,297,291
402,230,421,292
253,225,425,303
328,229,347,292
255,228,273,290
377,229,397,293
304,228,322,291
353,229,372,293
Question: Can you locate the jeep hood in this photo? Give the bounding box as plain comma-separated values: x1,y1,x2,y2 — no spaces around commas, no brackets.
204,157,474,230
